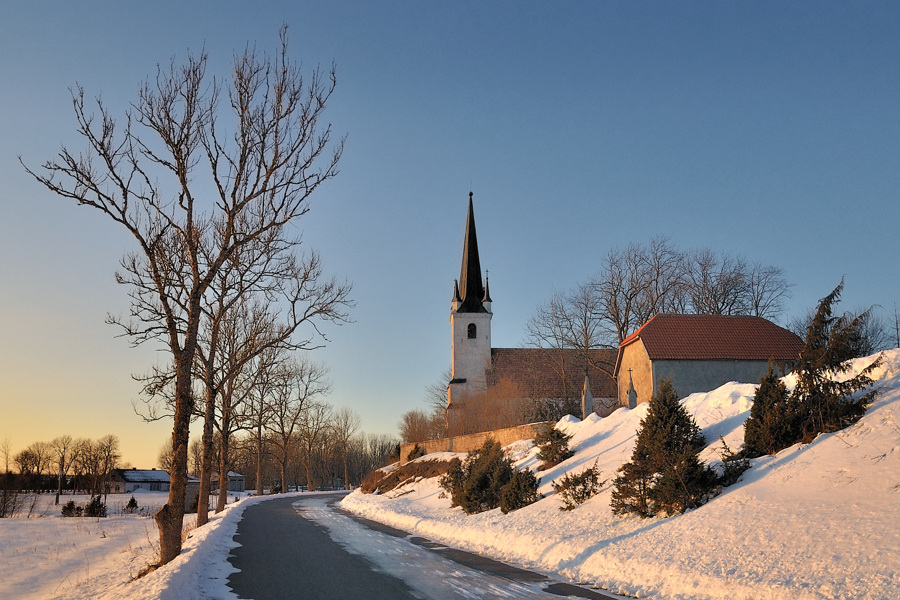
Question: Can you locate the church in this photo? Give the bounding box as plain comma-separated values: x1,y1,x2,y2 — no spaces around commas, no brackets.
445,193,618,436
443,194,803,438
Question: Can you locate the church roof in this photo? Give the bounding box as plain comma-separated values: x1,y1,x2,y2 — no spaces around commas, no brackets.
490,347,618,400
614,313,804,375
456,192,488,313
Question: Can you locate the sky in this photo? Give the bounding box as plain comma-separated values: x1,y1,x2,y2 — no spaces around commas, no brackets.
1,2,899,468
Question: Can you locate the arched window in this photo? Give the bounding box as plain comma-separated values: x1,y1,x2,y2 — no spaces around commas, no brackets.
467,323,477,339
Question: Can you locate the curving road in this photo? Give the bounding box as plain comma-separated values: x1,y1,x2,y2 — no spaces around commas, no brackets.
227,492,619,600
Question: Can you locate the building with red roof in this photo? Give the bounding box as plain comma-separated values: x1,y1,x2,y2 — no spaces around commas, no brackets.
614,313,803,407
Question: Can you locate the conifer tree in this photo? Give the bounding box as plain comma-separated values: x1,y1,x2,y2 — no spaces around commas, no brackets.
611,379,715,517
744,281,882,457
743,364,793,457
792,281,881,441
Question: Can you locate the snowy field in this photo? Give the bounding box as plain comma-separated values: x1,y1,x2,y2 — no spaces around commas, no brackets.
0,489,253,600
342,350,900,600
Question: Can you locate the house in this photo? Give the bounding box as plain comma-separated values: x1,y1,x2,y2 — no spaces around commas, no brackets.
107,468,200,511
446,194,618,436
211,471,245,493
614,313,804,407
107,468,171,493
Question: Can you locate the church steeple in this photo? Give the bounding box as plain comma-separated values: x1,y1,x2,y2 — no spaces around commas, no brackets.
456,192,488,313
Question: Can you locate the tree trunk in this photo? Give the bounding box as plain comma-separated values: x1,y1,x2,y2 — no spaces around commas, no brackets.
155,354,192,564
216,430,230,513
305,463,315,493
196,383,216,527
255,424,264,495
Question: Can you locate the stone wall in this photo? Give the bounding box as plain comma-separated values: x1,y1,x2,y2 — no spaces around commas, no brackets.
399,421,548,464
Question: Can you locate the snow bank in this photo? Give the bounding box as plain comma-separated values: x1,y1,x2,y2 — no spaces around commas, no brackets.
343,350,900,600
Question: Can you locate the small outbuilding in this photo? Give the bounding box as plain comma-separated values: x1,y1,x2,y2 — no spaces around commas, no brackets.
211,471,245,493
615,314,804,407
107,468,171,493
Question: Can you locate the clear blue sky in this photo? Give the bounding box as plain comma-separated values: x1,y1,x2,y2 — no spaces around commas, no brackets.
2,2,899,467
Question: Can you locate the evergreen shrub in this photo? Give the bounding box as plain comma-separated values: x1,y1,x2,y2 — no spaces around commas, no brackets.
533,423,574,470
552,460,603,511
439,438,513,515
716,438,750,487
84,495,107,518
125,496,139,514
499,469,541,514
61,500,80,517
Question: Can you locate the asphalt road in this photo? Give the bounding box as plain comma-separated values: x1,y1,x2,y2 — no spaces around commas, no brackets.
227,493,619,600
227,494,418,599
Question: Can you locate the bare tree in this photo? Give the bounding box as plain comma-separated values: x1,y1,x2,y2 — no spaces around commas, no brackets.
683,249,749,315
531,239,792,362
25,27,345,563
50,435,75,504
525,282,616,398
331,407,361,488
297,401,333,491
424,367,452,414
243,348,280,496
363,433,400,471
890,301,900,350
422,368,451,440
0,438,11,474
591,236,684,344
398,410,435,444
746,262,792,320
15,442,51,492
157,439,175,473
189,436,203,476
95,435,122,501
266,358,331,493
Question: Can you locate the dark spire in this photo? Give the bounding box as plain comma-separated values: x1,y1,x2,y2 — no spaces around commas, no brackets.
457,192,487,313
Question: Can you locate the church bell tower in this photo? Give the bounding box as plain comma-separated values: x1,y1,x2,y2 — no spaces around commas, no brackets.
447,192,492,429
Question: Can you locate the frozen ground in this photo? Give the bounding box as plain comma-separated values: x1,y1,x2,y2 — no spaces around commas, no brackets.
342,350,900,600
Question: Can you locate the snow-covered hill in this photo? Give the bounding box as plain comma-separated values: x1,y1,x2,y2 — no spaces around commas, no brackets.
342,350,900,600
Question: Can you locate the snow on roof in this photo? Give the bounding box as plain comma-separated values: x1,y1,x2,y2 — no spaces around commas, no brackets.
114,469,170,483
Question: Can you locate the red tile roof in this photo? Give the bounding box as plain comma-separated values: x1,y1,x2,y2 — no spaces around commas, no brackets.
615,314,803,375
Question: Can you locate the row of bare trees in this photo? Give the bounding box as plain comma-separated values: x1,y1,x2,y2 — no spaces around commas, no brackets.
200,427,399,494
24,27,352,563
529,237,792,349
5,435,121,498
526,237,794,382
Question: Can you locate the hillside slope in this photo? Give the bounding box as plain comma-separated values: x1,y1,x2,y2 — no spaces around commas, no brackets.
342,350,900,600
